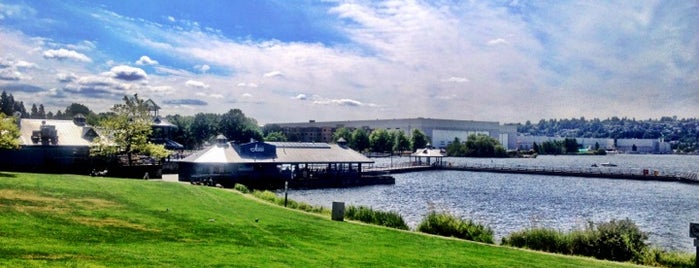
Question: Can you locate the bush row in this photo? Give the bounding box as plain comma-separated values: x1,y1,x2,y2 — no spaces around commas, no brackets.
344,205,409,230
417,211,494,244
501,219,695,267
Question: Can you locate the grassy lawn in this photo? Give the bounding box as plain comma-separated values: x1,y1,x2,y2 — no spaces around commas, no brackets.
0,172,644,267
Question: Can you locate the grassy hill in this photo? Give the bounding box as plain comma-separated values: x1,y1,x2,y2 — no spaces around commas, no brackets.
0,172,643,267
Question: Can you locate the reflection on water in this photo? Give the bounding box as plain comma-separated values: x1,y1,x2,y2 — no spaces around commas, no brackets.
286,154,699,252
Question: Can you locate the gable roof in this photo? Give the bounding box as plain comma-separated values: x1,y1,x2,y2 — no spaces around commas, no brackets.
18,119,98,146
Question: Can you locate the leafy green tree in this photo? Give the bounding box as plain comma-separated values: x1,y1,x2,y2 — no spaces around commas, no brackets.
64,103,92,118
563,138,579,153
369,128,392,153
91,94,169,165
392,130,410,153
30,104,39,119
350,128,370,152
332,127,352,143
410,129,428,151
166,114,196,149
264,131,287,142
219,109,262,143
0,91,15,116
445,137,464,156
0,113,20,149
463,134,507,157
190,113,220,148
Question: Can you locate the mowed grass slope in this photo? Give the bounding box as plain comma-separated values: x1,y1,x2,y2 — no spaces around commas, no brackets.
0,172,642,267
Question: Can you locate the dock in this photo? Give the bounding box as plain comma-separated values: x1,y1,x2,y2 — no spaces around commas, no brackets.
365,162,699,184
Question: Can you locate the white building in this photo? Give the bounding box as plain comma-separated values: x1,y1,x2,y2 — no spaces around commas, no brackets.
269,118,518,150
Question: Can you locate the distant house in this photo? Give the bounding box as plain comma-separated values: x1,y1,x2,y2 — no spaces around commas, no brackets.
0,115,99,174
178,136,375,188
0,99,184,175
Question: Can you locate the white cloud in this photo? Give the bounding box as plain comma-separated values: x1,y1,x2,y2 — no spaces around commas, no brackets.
0,68,22,80
136,55,158,65
487,38,508,45
108,65,147,81
194,64,210,73
236,82,258,88
167,16,175,22
185,80,209,88
313,98,363,107
263,71,283,78
442,77,469,83
294,94,307,100
241,93,253,98
42,48,92,62
56,72,77,83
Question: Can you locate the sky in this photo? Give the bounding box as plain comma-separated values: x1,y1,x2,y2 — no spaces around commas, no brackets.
0,0,697,124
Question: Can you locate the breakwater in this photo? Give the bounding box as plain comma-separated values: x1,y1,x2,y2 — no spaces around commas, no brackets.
365,162,699,184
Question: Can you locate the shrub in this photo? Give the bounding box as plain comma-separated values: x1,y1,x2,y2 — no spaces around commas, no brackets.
345,205,409,230
639,247,695,268
233,183,250,194
501,228,571,254
502,218,649,263
417,211,494,244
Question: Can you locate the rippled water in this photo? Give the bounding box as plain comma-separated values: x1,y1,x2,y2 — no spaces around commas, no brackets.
286,154,699,252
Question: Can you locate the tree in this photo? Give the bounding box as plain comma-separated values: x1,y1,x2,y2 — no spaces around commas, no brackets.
91,94,168,165
410,129,428,151
445,137,464,156
563,138,579,154
64,103,92,118
38,104,46,119
30,104,39,119
190,113,220,148
219,109,262,143
392,130,410,153
464,134,507,157
264,131,287,142
350,128,370,152
369,128,392,153
0,113,20,149
0,91,14,116
333,127,352,143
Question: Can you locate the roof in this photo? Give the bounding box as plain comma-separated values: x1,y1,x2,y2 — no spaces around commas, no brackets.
18,119,98,146
411,148,445,157
180,141,374,164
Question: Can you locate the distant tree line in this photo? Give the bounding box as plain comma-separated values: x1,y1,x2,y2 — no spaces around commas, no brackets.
3,90,697,153
517,116,698,153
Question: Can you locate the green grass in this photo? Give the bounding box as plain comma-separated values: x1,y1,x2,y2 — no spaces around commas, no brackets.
0,172,646,267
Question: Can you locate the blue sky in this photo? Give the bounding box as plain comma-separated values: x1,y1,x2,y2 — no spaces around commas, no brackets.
1,0,697,124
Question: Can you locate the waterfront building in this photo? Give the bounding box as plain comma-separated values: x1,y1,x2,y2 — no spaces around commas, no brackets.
177,136,376,188
267,118,518,150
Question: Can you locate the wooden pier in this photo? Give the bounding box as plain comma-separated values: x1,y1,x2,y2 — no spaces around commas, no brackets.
365,162,699,184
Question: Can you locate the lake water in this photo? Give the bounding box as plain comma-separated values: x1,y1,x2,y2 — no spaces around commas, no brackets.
285,154,699,252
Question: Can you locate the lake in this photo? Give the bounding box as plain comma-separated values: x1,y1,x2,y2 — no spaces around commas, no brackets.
285,154,699,252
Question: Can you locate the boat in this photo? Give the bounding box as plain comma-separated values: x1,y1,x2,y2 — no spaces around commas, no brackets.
600,162,617,167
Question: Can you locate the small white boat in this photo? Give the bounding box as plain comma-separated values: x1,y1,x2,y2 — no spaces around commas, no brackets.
600,162,617,167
